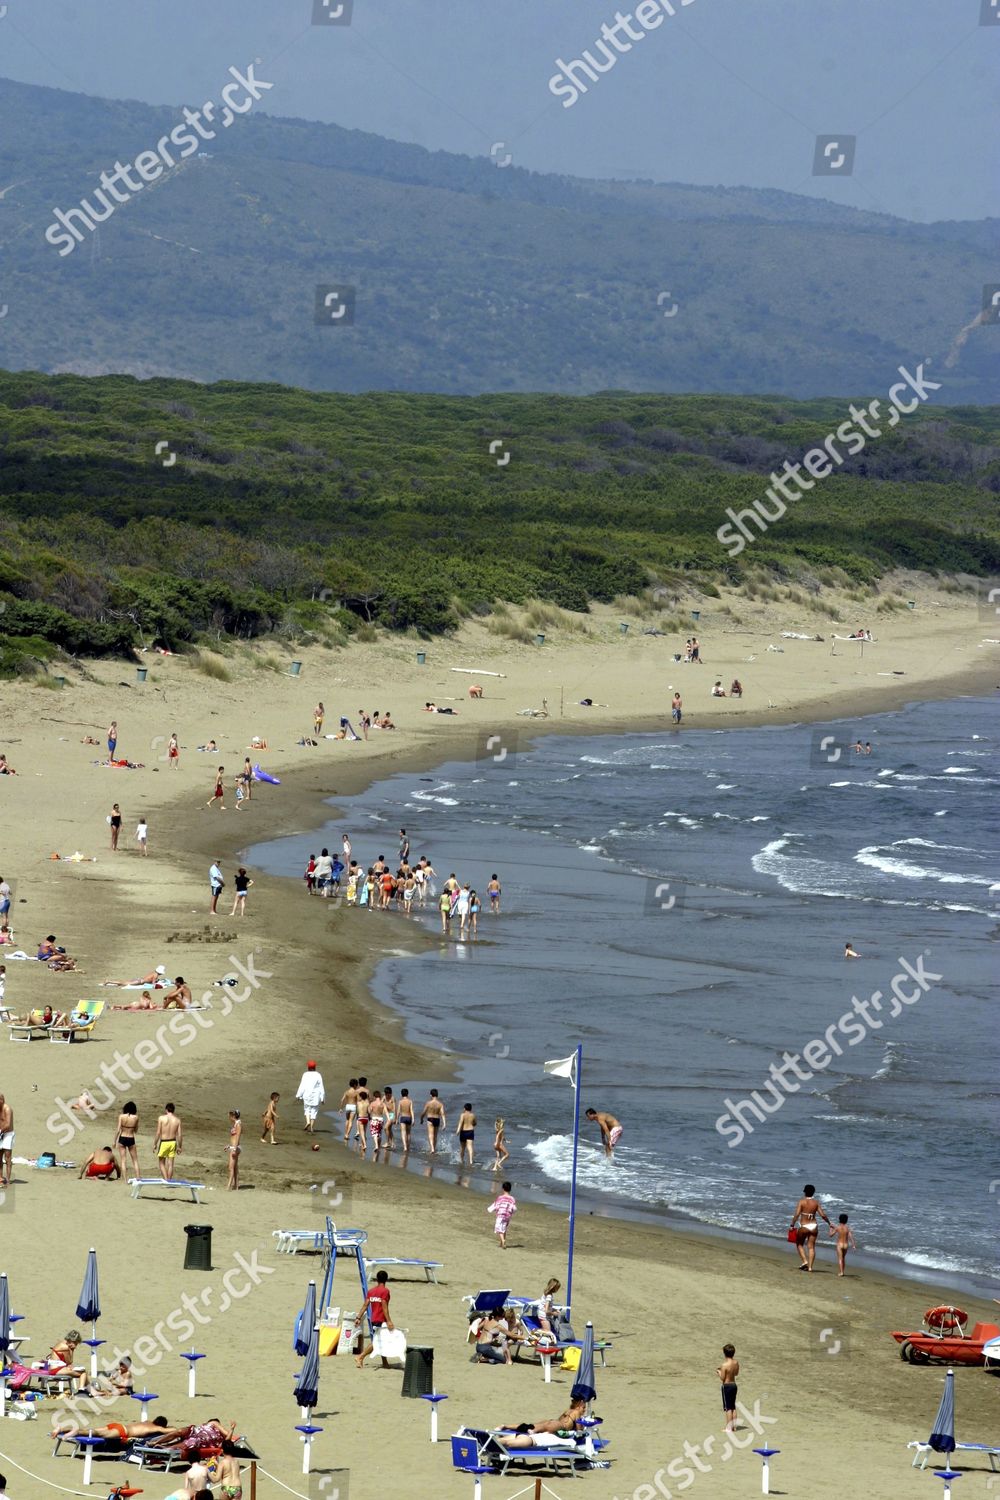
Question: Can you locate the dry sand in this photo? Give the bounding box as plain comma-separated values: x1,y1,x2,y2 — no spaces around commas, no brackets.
0,590,997,1500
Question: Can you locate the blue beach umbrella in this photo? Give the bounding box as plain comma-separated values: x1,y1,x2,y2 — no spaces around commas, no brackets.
294,1322,320,1415
294,1281,317,1357
75,1247,101,1327
929,1367,956,1454
0,1272,11,1356
570,1320,597,1405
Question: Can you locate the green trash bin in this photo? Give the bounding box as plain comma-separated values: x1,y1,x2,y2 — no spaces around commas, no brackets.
401,1344,434,1397
183,1224,213,1271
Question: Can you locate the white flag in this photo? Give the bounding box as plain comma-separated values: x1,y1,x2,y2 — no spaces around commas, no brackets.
544,1053,576,1080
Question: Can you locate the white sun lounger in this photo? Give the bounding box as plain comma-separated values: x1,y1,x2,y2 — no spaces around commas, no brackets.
364,1256,443,1284
273,1229,326,1254
129,1177,206,1204
908,1441,1000,1471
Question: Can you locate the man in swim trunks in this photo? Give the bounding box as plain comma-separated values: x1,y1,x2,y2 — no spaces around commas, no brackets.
716,1343,739,1432
163,976,193,1009
78,1145,121,1181
585,1108,622,1158
421,1089,446,1155
340,1078,359,1142
154,1103,183,1181
456,1102,477,1166
52,1413,173,1443
790,1183,831,1271
0,1094,13,1188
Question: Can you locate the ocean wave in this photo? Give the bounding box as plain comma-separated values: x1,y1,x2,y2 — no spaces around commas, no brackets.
411,790,460,806
855,845,993,886
663,812,700,828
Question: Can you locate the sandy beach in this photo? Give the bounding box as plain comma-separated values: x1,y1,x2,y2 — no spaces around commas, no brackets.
0,587,997,1500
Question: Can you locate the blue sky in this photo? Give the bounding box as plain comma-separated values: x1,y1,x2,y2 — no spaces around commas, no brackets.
1,0,995,221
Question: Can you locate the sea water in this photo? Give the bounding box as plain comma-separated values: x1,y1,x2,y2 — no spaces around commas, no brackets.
250,697,999,1285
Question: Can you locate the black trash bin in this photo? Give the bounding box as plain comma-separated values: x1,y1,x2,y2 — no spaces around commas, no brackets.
401,1344,434,1397
183,1224,213,1271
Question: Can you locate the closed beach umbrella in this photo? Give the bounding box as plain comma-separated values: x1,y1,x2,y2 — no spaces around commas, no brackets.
0,1272,11,1418
570,1320,597,1405
75,1247,101,1327
294,1281,317,1357
929,1367,956,1454
294,1322,320,1415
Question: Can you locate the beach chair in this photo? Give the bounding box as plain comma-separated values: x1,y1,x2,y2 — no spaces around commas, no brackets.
364,1255,443,1284
129,1439,189,1471
451,1428,610,1482
908,1441,1000,1472
129,1177,206,1204
513,1302,613,1368
273,1229,326,1255
8,1015,57,1042
49,999,105,1043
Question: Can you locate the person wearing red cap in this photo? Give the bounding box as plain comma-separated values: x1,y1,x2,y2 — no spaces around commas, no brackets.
295,1060,325,1133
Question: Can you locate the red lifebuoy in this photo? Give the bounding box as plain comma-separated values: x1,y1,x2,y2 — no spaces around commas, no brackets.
925,1305,968,1333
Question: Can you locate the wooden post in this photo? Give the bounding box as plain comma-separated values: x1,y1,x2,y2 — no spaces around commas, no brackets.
250,1459,257,1500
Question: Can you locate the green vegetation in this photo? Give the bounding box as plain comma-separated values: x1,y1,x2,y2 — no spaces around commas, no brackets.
0,371,997,666
0,77,995,401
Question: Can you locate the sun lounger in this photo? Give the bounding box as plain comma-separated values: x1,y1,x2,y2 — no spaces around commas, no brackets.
129,1177,206,1204
451,1428,610,1481
364,1256,443,1284
128,1440,189,1471
8,1018,53,1042
908,1441,1000,1472
49,999,105,1042
274,1225,368,1254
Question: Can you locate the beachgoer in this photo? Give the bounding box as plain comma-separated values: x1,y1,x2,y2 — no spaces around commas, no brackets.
368,1090,385,1152
534,1278,560,1333
163,977,193,1010
469,889,481,935
487,874,501,913
231,868,253,917
790,1183,831,1271
456,1102,477,1166
585,1107,623,1158
261,1092,279,1144
397,1088,414,1151
488,1181,517,1249
314,847,333,897
712,680,726,697
209,860,224,914
107,721,118,758
383,1085,396,1147
115,1101,140,1180
0,1094,13,1188
355,1078,370,1152
78,1145,121,1181
109,804,122,851
135,816,148,856
438,888,452,933
354,1270,393,1370
864,741,873,755
844,941,861,959
671,691,682,723
295,1060,325,1133
730,679,743,698
342,834,352,862
492,1116,510,1171
829,1213,857,1276
206,766,226,810
717,1343,739,1432
313,702,325,736
421,1089,446,1154
88,1356,134,1397
340,1078,359,1141
227,1110,242,1191
153,1103,183,1181
474,1313,512,1364
167,732,179,767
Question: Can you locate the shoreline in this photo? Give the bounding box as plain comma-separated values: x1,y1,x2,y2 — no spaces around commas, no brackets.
1,615,998,1499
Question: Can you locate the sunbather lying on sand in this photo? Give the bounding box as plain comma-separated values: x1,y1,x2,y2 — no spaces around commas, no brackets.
102,966,167,987
111,991,158,1010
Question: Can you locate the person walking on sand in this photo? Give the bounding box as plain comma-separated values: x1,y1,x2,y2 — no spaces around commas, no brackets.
167,732,179,768
209,859,224,914
340,1078,359,1141
115,1100,140,1181
109,804,122,851
135,816,148,857
206,766,226,810
0,1094,14,1189
456,1102,477,1166
261,1091,279,1144
153,1103,182,1181
488,1181,517,1249
671,691,683,724
828,1213,857,1276
227,1109,242,1191
231,867,253,917
585,1107,623,1158
421,1089,446,1154
717,1344,739,1433
790,1183,831,1271
353,1270,394,1370
355,1079,370,1153
492,1116,510,1171
313,702,325,737
295,1060,325,1133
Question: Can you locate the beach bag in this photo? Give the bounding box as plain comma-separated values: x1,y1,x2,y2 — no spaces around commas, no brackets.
37,1152,56,1168
787,1226,799,1242
553,1313,575,1343
373,1327,406,1362
560,1345,582,1373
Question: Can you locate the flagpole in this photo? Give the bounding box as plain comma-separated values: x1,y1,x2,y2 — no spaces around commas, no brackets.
567,1044,583,1311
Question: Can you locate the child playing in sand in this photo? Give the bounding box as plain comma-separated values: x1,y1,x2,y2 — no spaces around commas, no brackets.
829,1213,857,1276
261,1092,279,1144
488,1181,517,1249
492,1117,510,1171
717,1344,739,1432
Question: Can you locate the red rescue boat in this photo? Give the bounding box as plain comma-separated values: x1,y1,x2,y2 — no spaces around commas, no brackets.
891,1305,1000,1366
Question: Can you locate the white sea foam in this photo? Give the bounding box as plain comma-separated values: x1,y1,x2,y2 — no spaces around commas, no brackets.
855,844,993,886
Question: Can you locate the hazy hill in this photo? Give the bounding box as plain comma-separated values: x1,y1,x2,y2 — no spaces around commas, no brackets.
0,77,995,401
